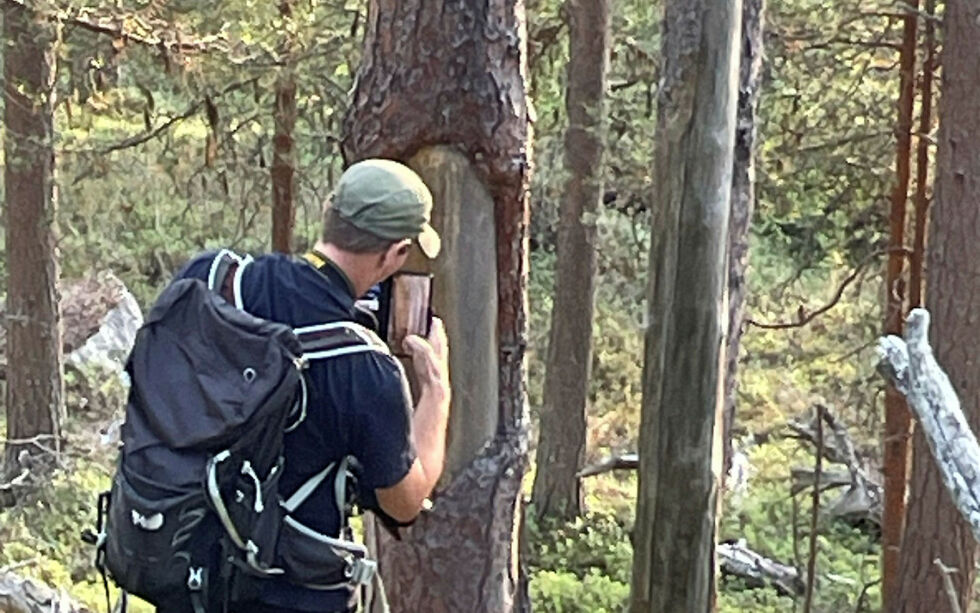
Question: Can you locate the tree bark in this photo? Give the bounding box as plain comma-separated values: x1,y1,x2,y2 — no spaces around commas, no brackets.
271,0,297,253
531,0,611,521
881,2,918,608
343,2,531,611
897,2,980,608
628,0,741,611
2,2,64,476
723,0,765,477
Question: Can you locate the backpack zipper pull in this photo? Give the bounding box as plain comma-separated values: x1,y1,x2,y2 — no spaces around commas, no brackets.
241,461,264,513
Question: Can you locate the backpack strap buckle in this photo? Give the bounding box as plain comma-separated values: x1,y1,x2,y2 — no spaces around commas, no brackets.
187,567,208,613
347,558,377,586
188,567,205,591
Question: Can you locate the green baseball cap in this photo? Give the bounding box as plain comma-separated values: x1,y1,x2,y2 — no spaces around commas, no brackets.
331,159,441,258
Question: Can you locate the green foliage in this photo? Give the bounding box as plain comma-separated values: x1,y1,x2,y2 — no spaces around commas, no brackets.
530,570,630,613
525,512,632,612
719,440,882,612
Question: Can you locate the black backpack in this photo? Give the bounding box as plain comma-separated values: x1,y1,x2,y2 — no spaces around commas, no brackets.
92,250,391,612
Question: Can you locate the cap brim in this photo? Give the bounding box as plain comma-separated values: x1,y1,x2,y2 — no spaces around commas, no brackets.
417,223,441,259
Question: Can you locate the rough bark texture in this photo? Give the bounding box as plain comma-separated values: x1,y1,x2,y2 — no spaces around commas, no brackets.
531,0,611,521
878,310,980,544
343,2,531,611
723,0,765,477
271,0,297,253
897,4,980,607
2,2,64,473
881,3,918,607
628,0,741,611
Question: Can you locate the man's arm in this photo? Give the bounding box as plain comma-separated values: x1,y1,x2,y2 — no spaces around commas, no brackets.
375,318,451,523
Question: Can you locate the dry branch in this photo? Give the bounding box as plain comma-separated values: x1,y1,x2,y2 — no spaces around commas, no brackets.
3,0,246,59
576,453,638,478
788,407,883,528
718,539,805,596
747,247,911,330
0,572,90,613
877,308,980,542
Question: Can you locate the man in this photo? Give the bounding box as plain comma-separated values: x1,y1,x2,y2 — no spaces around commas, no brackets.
175,159,451,613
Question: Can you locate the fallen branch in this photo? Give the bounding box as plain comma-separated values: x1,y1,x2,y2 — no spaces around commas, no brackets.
0,469,30,492
0,571,90,613
718,539,805,597
576,453,638,478
877,308,980,543
788,407,883,529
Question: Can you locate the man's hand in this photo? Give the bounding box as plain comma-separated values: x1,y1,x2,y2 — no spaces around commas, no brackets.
403,317,451,404
377,317,452,523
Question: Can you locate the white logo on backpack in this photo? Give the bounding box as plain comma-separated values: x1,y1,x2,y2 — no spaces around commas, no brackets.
131,509,164,531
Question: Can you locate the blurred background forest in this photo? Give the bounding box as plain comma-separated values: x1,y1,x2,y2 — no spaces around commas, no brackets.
0,0,948,611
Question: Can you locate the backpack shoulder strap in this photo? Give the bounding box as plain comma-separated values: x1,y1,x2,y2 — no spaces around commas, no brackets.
294,321,390,361
206,249,252,310
285,322,393,433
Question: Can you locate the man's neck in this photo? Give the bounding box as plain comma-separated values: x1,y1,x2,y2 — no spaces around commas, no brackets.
314,241,375,297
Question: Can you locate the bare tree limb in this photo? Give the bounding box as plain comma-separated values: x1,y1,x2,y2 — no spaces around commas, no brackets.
933,558,963,613
877,309,980,543
59,78,259,156
0,572,90,613
802,406,823,613
3,0,226,53
576,453,638,478
747,247,912,330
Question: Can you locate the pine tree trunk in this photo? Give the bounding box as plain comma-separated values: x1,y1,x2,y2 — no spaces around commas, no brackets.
897,1,980,609
343,1,531,610
271,0,297,254
723,0,765,477
2,2,64,476
531,0,611,521
629,0,741,610
881,3,918,608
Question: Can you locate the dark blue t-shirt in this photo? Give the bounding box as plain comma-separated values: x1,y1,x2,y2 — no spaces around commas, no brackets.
177,251,416,612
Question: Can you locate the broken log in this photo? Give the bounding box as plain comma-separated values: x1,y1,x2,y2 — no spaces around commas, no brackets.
718,539,805,596
877,308,980,543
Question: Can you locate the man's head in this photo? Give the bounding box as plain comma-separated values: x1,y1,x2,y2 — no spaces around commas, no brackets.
321,159,441,283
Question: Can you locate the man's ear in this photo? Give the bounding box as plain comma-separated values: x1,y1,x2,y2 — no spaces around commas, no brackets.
380,239,412,267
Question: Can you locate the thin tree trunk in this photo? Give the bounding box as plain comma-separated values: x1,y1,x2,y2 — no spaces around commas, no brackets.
897,0,980,609
628,0,741,610
271,0,296,254
909,0,936,309
343,1,531,610
723,0,765,477
2,2,64,476
881,1,918,608
531,0,611,521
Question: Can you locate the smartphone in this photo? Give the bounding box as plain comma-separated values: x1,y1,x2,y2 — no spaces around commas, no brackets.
383,272,433,355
